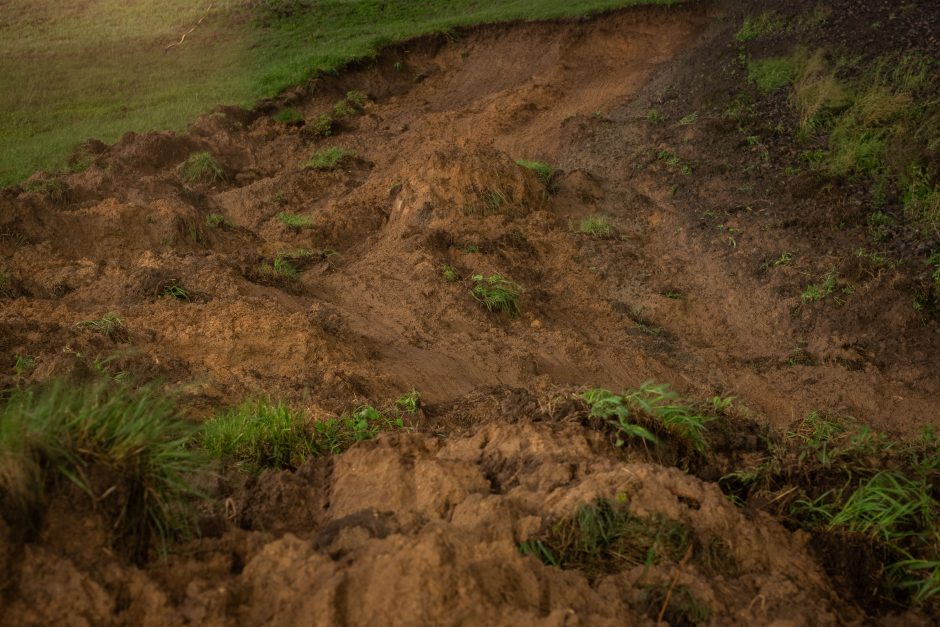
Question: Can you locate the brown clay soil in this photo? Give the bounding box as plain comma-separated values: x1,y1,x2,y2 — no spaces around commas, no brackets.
2,2,940,625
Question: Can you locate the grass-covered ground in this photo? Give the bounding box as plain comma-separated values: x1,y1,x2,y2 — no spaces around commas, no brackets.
0,0,677,186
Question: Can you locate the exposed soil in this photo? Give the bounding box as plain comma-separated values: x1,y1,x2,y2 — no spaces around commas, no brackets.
2,1,939,624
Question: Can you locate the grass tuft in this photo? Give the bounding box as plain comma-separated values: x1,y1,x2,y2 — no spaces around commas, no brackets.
578,215,614,238
200,400,406,472
305,147,355,170
470,274,523,316
181,151,224,184
516,159,555,188
583,382,711,453
276,211,313,229
0,381,204,562
74,312,129,342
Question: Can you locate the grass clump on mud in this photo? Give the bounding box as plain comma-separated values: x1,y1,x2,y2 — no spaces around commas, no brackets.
276,211,313,229
519,498,725,621
73,312,129,342
583,382,711,455
470,274,523,316
516,159,556,190
717,410,940,609
180,151,225,185
304,147,355,170
0,381,204,562
578,215,614,238
200,400,407,473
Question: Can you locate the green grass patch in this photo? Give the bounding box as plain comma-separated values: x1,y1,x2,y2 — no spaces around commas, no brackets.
273,108,303,124
516,159,555,188
470,274,523,316
276,211,313,229
578,215,614,238
801,268,837,303
748,56,799,93
0,381,204,561
200,400,406,472
0,0,678,186
205,213,226,228
180,151,224,184
305,147,355,170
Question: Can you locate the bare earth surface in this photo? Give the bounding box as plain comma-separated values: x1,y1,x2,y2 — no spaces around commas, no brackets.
1,4,939,625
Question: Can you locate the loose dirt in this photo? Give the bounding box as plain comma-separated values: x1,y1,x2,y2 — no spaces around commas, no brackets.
2,2,939,625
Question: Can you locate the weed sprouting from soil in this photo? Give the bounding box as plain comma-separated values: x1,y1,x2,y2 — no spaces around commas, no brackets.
583,383,711,454
716,411,940,607
442,264,459,282
158,280,190,301
305,147,355,170
74,312,129,342
516,159,555,188
801,269,837,303
200,401,407,472
578,215,614,238
0,381,204,562
470,274,522,316
257,248,317,281
181,151,225,184
273,108,303,124
205,213,226,228
277,211,313,229
395,389,421,414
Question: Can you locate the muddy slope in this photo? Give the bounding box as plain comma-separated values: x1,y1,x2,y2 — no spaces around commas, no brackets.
2,1,940,625
3,5,938,432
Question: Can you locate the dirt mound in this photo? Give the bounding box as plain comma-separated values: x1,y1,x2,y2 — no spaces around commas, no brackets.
1,422,854,626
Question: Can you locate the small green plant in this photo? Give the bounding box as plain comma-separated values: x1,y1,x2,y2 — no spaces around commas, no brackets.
0,381,204,561
205,213,225,228
761,251,794,270
393,61,404,72
470,274,522,316
516,159,554,187
583,382,711,453
678,112,698,125
74,312,128,342
273,108,303,124
646,108,663,124
332,100,357,118
578,215,613,238
657,149,692,175
310,113,334,136
442,264,459,282
13,354,36,380
801,269,837,303
345,90,367,107
305,147,355,170
395,390,421,414
159,280,190,301
180,151,224,184
311,405,405,455
277,211,313,229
